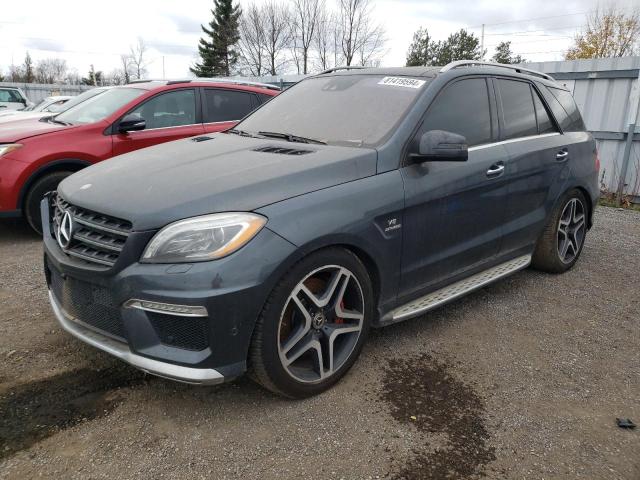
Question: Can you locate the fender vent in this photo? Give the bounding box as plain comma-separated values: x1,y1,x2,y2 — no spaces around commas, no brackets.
253,146,313,156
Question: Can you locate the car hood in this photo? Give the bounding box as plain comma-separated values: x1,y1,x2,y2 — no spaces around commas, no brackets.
0,116,69,142
59,133,378,230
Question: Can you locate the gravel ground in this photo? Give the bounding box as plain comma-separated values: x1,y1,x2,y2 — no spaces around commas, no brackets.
0,207,638,479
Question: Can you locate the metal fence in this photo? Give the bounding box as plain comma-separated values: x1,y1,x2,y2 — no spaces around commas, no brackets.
0,82,92,103
525,57,640,200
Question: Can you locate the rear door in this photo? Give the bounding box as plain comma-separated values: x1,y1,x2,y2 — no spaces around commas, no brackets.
495,78,573,256
0,89,26,111
201,88,259,134
112,88,204,157
399,77,510,300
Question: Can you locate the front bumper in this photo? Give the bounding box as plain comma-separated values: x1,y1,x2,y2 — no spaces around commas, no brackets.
42,198,297,384
49,290,225,385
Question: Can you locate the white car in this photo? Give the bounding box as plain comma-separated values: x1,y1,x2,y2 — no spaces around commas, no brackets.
0,88,109,124
0,95,71,119
0,87,31,111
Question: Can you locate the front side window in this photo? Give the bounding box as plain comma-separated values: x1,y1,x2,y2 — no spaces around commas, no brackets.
419,78,492,147
0,89,23,103
56,88,145,125
497,79,538,140
129,89,196,129
238,75,429,147
204,89,254,123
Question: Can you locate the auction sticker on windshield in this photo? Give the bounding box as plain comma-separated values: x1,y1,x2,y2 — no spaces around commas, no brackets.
378,77,426,89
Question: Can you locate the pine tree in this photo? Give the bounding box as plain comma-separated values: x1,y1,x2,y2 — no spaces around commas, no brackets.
191,0,242,77
406,28,433,66
492,41,525,64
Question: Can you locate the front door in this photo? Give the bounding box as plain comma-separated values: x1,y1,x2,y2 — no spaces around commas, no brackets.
399,77,510,301
112,89,204,157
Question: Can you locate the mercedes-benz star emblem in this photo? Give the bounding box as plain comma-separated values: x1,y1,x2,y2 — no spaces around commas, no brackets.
57,210,74,250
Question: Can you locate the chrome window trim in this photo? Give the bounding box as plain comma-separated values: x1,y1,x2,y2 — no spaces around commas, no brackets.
126,123,201,133
469,132,560,152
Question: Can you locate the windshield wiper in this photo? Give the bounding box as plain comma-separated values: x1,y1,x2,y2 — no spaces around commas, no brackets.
258,131,327,145
226,128,261,138
49,117,71,126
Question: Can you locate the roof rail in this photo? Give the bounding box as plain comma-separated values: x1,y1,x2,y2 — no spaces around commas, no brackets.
439,60,554,81
198,77,281,90
317,66,369,75
127,78,281,90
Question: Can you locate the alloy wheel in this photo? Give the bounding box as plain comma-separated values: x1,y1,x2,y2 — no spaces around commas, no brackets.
277,265,365,384
557,198,586,264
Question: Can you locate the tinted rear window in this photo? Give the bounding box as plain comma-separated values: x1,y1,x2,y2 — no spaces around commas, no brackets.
204,89,255,123
420,78,492,147
497,79,538,140
532,88,556,134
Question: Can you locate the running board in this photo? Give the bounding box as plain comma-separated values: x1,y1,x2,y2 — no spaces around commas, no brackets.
387,254,532,323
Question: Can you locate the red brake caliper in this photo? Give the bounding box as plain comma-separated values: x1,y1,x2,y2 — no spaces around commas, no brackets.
335,300,345,324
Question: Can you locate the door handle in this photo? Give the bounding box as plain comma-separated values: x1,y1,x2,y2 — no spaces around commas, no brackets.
486,162,505,178
556,149,569,161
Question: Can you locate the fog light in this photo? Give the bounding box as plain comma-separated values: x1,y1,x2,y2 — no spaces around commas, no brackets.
124,299,208,317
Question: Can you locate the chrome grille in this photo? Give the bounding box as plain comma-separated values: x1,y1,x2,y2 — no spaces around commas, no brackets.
51,193,132,268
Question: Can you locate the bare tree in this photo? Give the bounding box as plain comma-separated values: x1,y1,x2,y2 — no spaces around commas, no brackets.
119,54,133,83
35,58,68,84
262,2,292,75
238,4,267,76
566,6,640,59
291,0,324,74
314,7,335,71
129,38,149,79
337,0,385,66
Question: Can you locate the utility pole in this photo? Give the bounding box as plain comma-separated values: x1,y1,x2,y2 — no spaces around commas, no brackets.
480,24,485,59
162,56,165,79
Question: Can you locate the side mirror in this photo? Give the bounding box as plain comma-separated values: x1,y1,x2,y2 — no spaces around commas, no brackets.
410,130,468,163
118,114,146,133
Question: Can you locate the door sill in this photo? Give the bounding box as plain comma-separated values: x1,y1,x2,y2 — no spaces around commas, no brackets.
385,254,532,324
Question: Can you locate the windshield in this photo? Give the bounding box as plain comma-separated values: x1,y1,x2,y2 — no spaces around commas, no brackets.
55,88,144,125
47,88,106,113
236,75,429,147
24,99,47,112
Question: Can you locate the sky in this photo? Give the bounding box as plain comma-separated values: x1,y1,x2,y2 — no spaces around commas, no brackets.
0,0,637,80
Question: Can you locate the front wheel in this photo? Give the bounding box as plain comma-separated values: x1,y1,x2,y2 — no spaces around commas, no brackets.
532,189,589,273
249,248,373,398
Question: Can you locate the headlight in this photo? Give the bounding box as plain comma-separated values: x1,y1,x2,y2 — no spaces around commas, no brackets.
0,144,23,157
141,213,267,263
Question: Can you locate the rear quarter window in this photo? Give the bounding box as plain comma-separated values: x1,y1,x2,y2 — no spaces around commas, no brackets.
541,86,585,132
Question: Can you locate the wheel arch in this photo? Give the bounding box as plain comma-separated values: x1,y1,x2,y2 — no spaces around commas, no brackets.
18,159,91,210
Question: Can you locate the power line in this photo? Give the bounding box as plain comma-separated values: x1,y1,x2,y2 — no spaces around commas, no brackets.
483,25,584,36
469,11,591,29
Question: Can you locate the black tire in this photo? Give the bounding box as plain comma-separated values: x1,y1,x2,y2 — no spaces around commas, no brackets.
249,247,373,398
24,171,73,235
531,189,589,274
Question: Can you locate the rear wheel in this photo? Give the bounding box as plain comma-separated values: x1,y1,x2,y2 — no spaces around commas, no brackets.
532,189,588,273
249,248,373,398
24,171,73,235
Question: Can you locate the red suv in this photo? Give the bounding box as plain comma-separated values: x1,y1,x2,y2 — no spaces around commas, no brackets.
0,80,279,232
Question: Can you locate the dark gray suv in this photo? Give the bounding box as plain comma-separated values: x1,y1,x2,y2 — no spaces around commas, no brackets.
43,61,599,398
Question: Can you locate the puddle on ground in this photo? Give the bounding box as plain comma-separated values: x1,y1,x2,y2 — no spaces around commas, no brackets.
0,366,147,460
380,354,495,479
